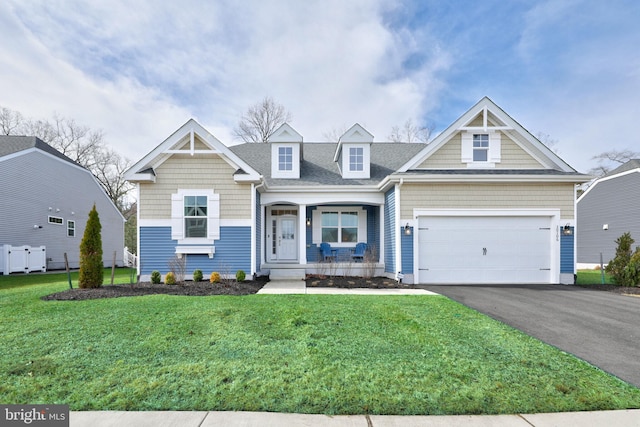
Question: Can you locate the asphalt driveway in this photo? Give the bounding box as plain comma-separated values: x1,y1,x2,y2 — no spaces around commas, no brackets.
424,284,640,388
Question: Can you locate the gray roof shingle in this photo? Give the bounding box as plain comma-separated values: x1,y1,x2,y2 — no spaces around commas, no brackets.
0,135,80,166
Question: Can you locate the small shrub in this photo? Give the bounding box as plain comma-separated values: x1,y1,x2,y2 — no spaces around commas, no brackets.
210,272,221,283
622,249,640,287
165,272,176,285
150,271,161,284
236,270,246,282
193,269,203,282
606,232,635,285
78,204,104,288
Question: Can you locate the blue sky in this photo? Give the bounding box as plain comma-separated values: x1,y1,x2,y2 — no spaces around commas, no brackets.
1,0,639,173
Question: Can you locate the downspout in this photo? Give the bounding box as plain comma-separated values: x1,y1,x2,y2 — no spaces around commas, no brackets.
251,181,265,277
395,178,404,279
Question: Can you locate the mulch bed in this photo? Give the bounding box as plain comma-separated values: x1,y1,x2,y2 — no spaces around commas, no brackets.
305,275,412,289
41,275,640,300
41,279,267,301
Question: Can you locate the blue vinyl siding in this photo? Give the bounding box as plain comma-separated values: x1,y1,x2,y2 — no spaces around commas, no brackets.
140,226,251,275
401,227,413,274
384,188,395,273
560,229,575,273
306,206,318,262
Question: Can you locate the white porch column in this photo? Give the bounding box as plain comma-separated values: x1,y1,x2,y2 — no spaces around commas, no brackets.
299,204,307,264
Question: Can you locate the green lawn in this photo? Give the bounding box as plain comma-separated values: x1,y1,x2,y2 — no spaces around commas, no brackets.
576,269,614,285
1,271,639,415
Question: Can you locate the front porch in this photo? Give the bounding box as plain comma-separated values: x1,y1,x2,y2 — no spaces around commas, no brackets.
261,262,386,281
259,200,388,280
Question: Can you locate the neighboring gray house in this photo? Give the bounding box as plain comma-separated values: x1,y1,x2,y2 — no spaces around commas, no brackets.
577,159,640,267
0,136,125,272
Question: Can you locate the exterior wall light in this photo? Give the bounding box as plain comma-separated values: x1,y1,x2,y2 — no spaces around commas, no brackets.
404,223,412,235
306,218,311,227
562,224,573,236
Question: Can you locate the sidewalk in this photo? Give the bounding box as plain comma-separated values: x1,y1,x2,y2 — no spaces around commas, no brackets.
257,279,438,295
70,409,640,426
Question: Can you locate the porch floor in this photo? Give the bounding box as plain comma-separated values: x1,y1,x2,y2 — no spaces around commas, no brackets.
257,280,437,295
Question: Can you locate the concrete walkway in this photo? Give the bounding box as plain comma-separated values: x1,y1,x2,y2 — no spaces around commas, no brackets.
257,279,438,295
70,409,640,426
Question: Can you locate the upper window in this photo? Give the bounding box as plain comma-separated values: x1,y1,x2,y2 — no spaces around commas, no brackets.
473,134,489,162
321,211,359,243
278,146,293,171
349,147,363,171
67,220,75,237
48,216,63,225
184,196,207,238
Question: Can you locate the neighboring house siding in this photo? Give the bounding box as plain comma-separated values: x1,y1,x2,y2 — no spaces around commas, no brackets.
560,230,574,273
384,188,395,273
0,151,124,270
140,226,251,275
139,154,252,220
418,133,542,169
401,183,575,219
577,172,640,263
401,229,413,274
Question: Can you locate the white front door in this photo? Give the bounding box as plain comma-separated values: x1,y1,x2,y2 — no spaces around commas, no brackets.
277,216,297,260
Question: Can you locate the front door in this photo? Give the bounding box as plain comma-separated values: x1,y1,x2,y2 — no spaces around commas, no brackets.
276,216,297,260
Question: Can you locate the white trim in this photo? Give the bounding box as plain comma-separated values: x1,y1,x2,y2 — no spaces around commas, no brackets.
175,245,215,258
139,218,251,227
271,143,301,179
577,168,639,202
260,191,384,206
394,183,402,276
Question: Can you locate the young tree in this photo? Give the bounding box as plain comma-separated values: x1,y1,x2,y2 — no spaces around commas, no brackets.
79,204,104,288
388,119,432,143
606,232,635,286
234,96,292,143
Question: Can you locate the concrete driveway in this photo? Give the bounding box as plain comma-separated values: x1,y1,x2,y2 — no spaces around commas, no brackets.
423,284,640,388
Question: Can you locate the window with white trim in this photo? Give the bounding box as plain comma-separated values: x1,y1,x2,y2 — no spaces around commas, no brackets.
184,196,207,238
349,147,363,171
313,207,367,246
48,215,63,225
278,146,293,171
473,134,489,162
67,220,75,237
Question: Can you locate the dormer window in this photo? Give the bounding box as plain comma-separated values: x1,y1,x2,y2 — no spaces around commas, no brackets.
278,146,293,171
349,147,364,171
473,134,489,162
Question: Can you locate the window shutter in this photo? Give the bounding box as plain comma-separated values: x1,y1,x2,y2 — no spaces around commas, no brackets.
171,193,183,240
207,194,220,240
489,132,501,163
461,132,473,162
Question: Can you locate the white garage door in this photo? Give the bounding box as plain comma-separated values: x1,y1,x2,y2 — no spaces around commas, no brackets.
417,216,552,284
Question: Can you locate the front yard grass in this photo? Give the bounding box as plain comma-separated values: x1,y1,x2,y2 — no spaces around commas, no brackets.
1,271,639,415
576,269,614,285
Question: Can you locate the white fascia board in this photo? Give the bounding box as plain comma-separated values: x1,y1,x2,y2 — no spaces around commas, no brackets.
385,173,590,184
577,168,639,202
127,172,156,183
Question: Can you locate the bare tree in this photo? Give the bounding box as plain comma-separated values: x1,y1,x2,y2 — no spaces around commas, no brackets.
388,119,432,143
0,105,133,209
589,149,640,176
534,132,559,153
322,125,348,142
0,107,24,135
234,96,292,143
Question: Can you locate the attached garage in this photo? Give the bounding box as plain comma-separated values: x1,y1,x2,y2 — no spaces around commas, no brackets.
415,211,560,284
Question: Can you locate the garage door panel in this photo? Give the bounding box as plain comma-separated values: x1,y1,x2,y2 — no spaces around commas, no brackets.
418,215,552,284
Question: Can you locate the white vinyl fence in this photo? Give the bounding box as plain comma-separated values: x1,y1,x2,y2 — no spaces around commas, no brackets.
0,245,46,275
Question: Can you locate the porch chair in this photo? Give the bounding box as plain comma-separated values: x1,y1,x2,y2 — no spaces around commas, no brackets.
351,242,367,262
320,242,334,262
